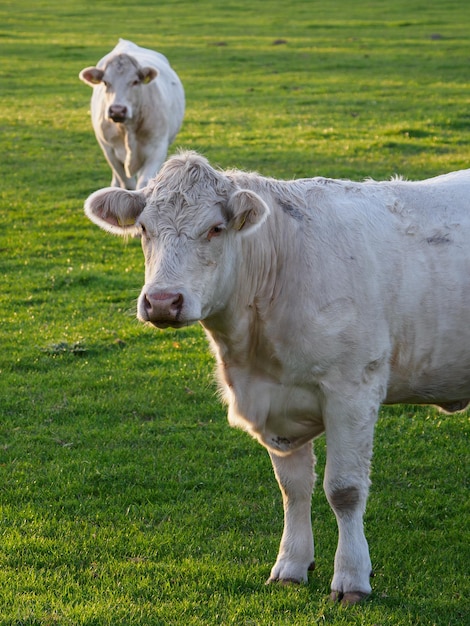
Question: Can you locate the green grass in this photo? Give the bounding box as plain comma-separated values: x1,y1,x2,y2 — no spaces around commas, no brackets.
1,0,469,624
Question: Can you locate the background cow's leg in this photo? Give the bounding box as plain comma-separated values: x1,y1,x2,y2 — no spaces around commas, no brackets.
135,142,170,189
98,139,136,189
110,169,136,190
322,393,380,605
267,442,316,584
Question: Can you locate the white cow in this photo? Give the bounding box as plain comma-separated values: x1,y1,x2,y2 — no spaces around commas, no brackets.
84,151,470,605
79,39,185,189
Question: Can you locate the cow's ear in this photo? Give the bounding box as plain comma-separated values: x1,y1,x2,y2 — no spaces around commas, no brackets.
84,188,146,236
79,67,105,86
227,189,270,234
140,67,158,84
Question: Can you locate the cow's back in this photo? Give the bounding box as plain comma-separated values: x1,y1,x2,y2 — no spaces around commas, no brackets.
97,38,171,72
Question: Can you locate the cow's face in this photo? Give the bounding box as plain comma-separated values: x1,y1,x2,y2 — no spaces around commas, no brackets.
79,54,157,123
84,152,270,328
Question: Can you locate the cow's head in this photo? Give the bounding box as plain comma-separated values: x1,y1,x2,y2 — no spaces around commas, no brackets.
85,151,270,328
79,54,158,123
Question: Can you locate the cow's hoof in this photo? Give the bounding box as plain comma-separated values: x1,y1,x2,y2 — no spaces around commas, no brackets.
280,578,302,586
330,590,369,606
266,561,315,585
266,576,301,585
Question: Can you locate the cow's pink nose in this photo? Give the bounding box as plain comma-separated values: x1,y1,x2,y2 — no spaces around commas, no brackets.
143,291,184,323
108,105,128,121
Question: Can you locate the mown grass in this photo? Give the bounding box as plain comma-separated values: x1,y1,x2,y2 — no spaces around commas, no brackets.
0,0,469,624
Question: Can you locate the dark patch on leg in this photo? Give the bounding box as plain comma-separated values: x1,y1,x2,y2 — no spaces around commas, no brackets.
329,486,360,512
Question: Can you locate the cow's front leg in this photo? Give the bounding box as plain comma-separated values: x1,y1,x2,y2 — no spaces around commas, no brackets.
135,142,170,189
267,442,316,584
99,141,136,189
323,395,379,605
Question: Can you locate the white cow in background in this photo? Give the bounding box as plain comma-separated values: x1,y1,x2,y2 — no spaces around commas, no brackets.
79,39,185,189
84,151,470,605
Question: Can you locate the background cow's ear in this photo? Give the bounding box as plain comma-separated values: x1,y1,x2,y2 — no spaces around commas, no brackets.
79,67,105,86
227,189,270,234
140,67,158,84
84,188,146,236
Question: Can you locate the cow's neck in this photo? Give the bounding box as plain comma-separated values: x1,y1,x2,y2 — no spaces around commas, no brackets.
202,229,286,378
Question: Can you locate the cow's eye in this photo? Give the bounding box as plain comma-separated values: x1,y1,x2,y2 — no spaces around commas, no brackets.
207,225,224,240
131,79,140,86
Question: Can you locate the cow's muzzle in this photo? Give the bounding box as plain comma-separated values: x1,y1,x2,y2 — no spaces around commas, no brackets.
140,291,185,327
108,105,128,123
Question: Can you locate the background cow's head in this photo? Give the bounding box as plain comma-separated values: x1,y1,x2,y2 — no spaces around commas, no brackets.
79,54,158,123
85,151,270,327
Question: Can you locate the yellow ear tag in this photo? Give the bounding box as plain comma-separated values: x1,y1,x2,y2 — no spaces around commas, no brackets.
142,75,152,84
118,217,137,227
236,213,248,231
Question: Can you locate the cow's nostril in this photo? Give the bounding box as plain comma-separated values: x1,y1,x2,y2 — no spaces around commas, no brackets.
108,105,128,121
172,293,184,314
143,291,184,323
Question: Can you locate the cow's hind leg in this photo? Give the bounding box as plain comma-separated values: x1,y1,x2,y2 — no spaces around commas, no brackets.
266,442,316,584
323,394,379,605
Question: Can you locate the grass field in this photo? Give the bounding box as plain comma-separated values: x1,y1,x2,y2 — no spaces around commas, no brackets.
1,0,469,624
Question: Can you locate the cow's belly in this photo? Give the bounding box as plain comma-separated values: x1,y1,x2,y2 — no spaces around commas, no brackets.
386,356,470,406
226,377,324,454
384,258,470,405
